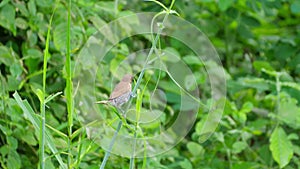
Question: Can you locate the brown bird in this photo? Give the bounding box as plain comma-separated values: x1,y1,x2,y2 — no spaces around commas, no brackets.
96,74,134,108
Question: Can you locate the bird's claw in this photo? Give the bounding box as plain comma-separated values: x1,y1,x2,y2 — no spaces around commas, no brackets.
130,92,136,98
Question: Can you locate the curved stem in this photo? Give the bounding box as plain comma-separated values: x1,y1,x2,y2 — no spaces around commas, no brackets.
100,121,123,169
132,13,170,95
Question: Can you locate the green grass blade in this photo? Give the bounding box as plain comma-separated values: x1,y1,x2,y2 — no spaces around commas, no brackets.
13,92,67,169
66,0,74,167
40,7,56,169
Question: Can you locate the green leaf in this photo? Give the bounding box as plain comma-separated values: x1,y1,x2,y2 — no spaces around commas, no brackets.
26,30,38,46
179,159,193,169
278,97,300,129
218,0,235,11
198,19,220,36
36,0,54,8
269,127,293,168
253,61,275,72
9,62,23,77
274,42,297,62
88,15,106,30
14,127,38,146
240,101,253,114
53,23,83,53
281,82,300,91
291,1,300,14
232,141,247,154
183,55,203,66
7,136,18,150
196,99,224,143
7,75,20,91
232,161,259,169
0,46,15,66
287,133,299,141
187,142,204,156
33,88,44,103
14,2,29,17
53,23,68,52
241,15,260,27
0,0,10,8
0,3,16,35
7,150,21,169
15,17,28,29
27,0,36,16
237,24,253,39
25,48,43,59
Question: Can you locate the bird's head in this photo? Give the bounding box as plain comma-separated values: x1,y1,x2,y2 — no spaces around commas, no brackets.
121,74,134,82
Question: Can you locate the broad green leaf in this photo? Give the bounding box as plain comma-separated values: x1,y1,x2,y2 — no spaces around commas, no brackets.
14,127,38,146
7,150,21,169
278,97,300,129
247,119,269,135
270,127,293,168
274,42,297,62
258,145,272,165
240,102,253,114
237,24,253,39
183,55,203,66
291,1,300,14
15,17,28,29
0,3,16,35
232,161,259,169
218,0,235,11
287,133,299,141
88,15,106,30
117,11,139,35
240,15,260,27
0,46,15,66
9,62,23,77
198,19,220,36
187,142,204,156
27,0,36,16
95,1,115,14
7,136,18,150
53,23,83,53
232,141,247,154
7,75,20,91
36,0,54,8
24,48,43,59
53,23,68,52
281,82,300,91
14,2,29,17
240,77,271,92
26,30,38,46
0,0,10,8
253,61,275,72
179,159,193,169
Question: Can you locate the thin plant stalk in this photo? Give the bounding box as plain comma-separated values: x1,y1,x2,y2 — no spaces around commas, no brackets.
99,120,123,169
132,7,172,96
66,0,74,167
39,10,55,169
130,79,149,169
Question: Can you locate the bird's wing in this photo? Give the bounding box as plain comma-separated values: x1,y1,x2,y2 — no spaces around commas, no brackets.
109,82,131,99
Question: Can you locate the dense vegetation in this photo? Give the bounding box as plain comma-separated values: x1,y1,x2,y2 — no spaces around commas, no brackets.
0,0,300,168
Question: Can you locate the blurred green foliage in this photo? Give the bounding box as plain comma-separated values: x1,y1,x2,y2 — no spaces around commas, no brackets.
0,0,300,168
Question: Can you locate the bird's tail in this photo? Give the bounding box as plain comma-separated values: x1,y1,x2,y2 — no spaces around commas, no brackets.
95,100,109,104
